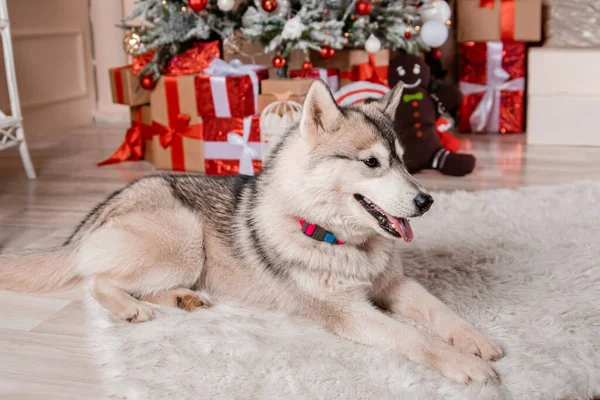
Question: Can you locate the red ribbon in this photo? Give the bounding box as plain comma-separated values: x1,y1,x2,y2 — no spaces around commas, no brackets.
98,107,149,166
340,54,389,87
479,0,515,41
112,65,131,104
151,76,203,171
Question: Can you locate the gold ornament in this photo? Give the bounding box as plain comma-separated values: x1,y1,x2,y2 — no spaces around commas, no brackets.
123,31,142,55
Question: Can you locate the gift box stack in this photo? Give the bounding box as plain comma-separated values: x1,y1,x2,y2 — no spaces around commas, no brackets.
102,40,270,175
312,49,390,89
456,0,542,134
526,0,600,146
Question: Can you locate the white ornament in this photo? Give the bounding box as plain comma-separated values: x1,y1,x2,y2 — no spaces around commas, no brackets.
421,1,452,23
281,16,305,40
259,99,302,162
217,0,235,11
420,19,449,47
364,34,382,53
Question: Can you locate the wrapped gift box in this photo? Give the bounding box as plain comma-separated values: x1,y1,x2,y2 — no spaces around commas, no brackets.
258,94,304,113
203,116,262,176
98,105,152,166
132,40,221,76
458,41,526,134
457,0,542,42
312,49,389,88
195,59,269,118
544,0,600,48
222,33,305,71
289,68,340,91
109,65,150,106
527,48,600,146
149,74,205,172
258,78,313,112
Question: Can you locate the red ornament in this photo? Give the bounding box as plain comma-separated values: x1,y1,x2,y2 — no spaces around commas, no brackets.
431,48,442,60
302,60,313,70
261,0,278,12
320,45,335,60
355,0,372,16
140,75,156,90
272,55,287,69
404,29,413,39
188,0,208,12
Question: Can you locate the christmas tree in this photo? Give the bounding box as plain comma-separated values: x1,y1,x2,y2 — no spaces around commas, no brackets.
124,0,451,79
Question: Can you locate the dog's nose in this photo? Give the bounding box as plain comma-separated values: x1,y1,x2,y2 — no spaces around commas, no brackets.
414,193,434,213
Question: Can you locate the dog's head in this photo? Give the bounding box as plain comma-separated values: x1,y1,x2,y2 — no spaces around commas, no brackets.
270,80,433,243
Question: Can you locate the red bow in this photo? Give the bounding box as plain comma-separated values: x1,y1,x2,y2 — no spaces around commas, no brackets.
98,108,147,166
153,113,196,149
341,53,389,87
479,0,515,41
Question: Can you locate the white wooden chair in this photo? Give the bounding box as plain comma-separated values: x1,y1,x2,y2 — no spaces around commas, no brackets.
0,0,35,179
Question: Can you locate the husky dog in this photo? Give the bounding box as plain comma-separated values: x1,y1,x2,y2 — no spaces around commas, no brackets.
0,80,503,383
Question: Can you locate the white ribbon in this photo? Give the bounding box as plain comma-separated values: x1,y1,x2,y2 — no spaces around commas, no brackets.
204,59,263,118
226,116,259,176
315,68,339,92
459,42,525,133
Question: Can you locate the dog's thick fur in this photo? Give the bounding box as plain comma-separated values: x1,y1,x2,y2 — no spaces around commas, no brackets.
0,81,503,383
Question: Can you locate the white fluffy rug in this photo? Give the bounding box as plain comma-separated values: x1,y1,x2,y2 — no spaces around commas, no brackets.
88,182,600,400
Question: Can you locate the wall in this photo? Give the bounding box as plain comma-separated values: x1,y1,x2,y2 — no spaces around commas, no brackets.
0,0,95,141
90,0,130,122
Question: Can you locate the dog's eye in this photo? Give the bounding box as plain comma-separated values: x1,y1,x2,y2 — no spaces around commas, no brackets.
363,157,380,168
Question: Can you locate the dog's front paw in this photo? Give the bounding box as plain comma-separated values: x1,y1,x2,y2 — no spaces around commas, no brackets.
176,293,211,311
437,350,500,385
446,324,503,361
120,302,155,323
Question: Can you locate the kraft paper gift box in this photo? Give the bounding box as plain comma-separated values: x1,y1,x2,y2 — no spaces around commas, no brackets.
312,49,389,88
258,78,313,113
195,59,269,119
457,0,542,42
222,33,305,71
148,74,205,172
527,48,600,147
109,65,150,106
289,68,340,92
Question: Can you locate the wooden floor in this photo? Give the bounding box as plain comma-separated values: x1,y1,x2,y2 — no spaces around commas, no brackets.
0,123,599,399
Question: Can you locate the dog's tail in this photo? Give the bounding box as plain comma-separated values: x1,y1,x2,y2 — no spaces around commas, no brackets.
0,245,81,293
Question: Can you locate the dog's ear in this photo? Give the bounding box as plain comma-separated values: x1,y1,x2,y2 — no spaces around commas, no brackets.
372,82,404,120
300,79,341,142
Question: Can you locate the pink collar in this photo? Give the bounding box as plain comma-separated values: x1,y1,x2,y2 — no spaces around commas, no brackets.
298,219,344,245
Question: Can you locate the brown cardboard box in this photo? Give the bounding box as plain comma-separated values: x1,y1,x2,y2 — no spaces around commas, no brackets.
109,65,150,106
148,74,205,172
132,104,152,126
223,33,304,70
311,49,390,88
457,0,542,42
261,78,314,96
258,93,305,113
259,78,312,112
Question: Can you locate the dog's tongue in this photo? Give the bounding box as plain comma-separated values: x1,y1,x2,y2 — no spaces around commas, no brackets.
389,216,414,243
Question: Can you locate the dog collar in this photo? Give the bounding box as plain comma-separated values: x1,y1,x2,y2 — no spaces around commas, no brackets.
298,219,344,245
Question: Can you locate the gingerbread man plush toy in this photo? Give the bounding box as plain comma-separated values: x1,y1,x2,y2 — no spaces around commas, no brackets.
388,54,475,176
